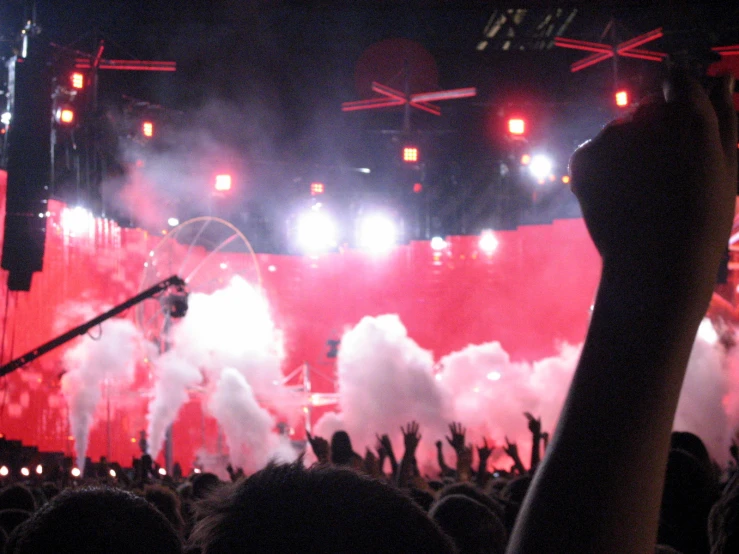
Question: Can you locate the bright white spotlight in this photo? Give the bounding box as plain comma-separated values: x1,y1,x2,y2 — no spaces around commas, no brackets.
35,464,43,475
1,112,11,125
0,466,8,477
529,154,553,181
487,371,502,381
430,236,447,251
20,467,29,477
167,217,179,227
297,208,337,254
193,468,202,474
71,467,81,477
358,214,397,253
61,206,93,237
479,230,499,255
109,469,117,478
158,467,167,476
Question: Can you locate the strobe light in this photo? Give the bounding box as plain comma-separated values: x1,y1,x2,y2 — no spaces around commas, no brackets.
529,155,553,181
296,207,337,254
55,106,75,125
358,213,397,254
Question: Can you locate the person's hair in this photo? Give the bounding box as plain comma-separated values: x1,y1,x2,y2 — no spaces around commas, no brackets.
0,509,31,535
438,482,504,520
330,430,355,466
0,485,35,513
429,494,507,554
191,473,221,500
145,484,185,537
7,486,182,554
658,448,718,554
190,461,455,553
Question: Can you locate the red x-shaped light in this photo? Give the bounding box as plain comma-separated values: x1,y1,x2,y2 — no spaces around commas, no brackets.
554,28,667,72
342,82,476,115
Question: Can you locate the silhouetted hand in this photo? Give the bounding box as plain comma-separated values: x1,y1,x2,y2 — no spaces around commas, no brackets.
503,436,519,460
477,438,494,467
446,422,466,454
376,433,394,457
306,431,330,463
363,448,381,477
401,421,422,455
524,412,541,436
457,444,474,482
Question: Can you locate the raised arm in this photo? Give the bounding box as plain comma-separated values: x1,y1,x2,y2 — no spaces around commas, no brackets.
508,73,737,554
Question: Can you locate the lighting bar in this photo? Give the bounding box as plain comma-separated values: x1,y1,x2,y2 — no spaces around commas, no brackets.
341,99,405,111
619,48,667,61
713,45,739,56
571,51,614,72
554,37,611,53
75,59,177,71
411,87,477,103
409,101,441,116
616,28,663,54
370,82,407,102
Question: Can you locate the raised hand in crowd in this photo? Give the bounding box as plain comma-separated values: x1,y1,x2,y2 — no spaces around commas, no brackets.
508,72,737,554
376,432,398,474
525,412,543,471
446,421,466,454
456,443,474,483
435,440,455,477
397,421,422,487
306,431,330,464
363,447,382,478
504,436,527,475
475,438,494,487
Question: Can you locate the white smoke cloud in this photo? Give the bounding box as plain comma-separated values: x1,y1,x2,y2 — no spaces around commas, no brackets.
146,351,203,459
61,319,141,470
208,367,294,472
316,314,738,474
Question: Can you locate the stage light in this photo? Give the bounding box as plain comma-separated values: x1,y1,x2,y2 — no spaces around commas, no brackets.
0,466,7,477
167,217,179,227
35,464,42,475
562,175,571,184
520,153,531,166
142,121,154,138
430,236,447,251
296,208,337,254
402,146,419,163
55,107,75,125
61,206,94,237
487,371,502,381
479,230,499,255
158,467,167,476
529,155,553,181
413,183,423,193
193,468,201,474
20,467,29,477
1,112,11,125
71,72,84,89
358,214,397,253
214,174,232,192
109,469,117,478
71,467,81,477
697,319,718,343
615,90,629,107
310,182,325,196
508,118,526,135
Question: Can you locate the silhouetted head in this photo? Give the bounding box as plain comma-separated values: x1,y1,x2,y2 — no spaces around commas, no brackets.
330,431,355,466
0,485,35,513
190,461,455,553
430,494,507,554
8,486,182,554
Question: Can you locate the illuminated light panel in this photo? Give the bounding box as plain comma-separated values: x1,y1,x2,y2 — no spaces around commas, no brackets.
142,121,154,137
403,147,419,163
358,214,397,254
529,155,553,181
562,175,571,184
479,230,499,255
615,90,629,107
71,468,81,477
59,108,75,124
508,118,525,135
61,206,94,238
167,217,179,227
413,182,423,193
297,209,337,254
214,174,232,191
71,72,84,89
0,466,8,477
430,236,447,251
35,464,43,475
310,182,325,195
520,153,531,165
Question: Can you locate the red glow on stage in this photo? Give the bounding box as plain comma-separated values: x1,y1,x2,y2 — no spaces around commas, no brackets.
413,183,423,193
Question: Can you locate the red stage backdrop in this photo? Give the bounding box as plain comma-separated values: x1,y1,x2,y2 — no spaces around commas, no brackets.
0,171,602,467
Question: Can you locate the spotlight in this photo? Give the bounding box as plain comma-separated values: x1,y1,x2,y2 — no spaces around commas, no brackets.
20,467,29,477
402,146,419,163
697,319,718,343
214,174,232,192
142,121,154,138
71,467,81,478
310,182,325,196
529,155,553,181
430,236,447,251
0,466,8,477
1,112,11,125
193,468,201,474
296,208,337,254
109,469,117,478
158,467,167,476
479,230,499,255
71,72,85,89
358,214,397,253
507,118,526,136
61,206,93,237
55,107,75,125
35,464,43,475
487,371,502,381
615,89,629,107
167,217,179,227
